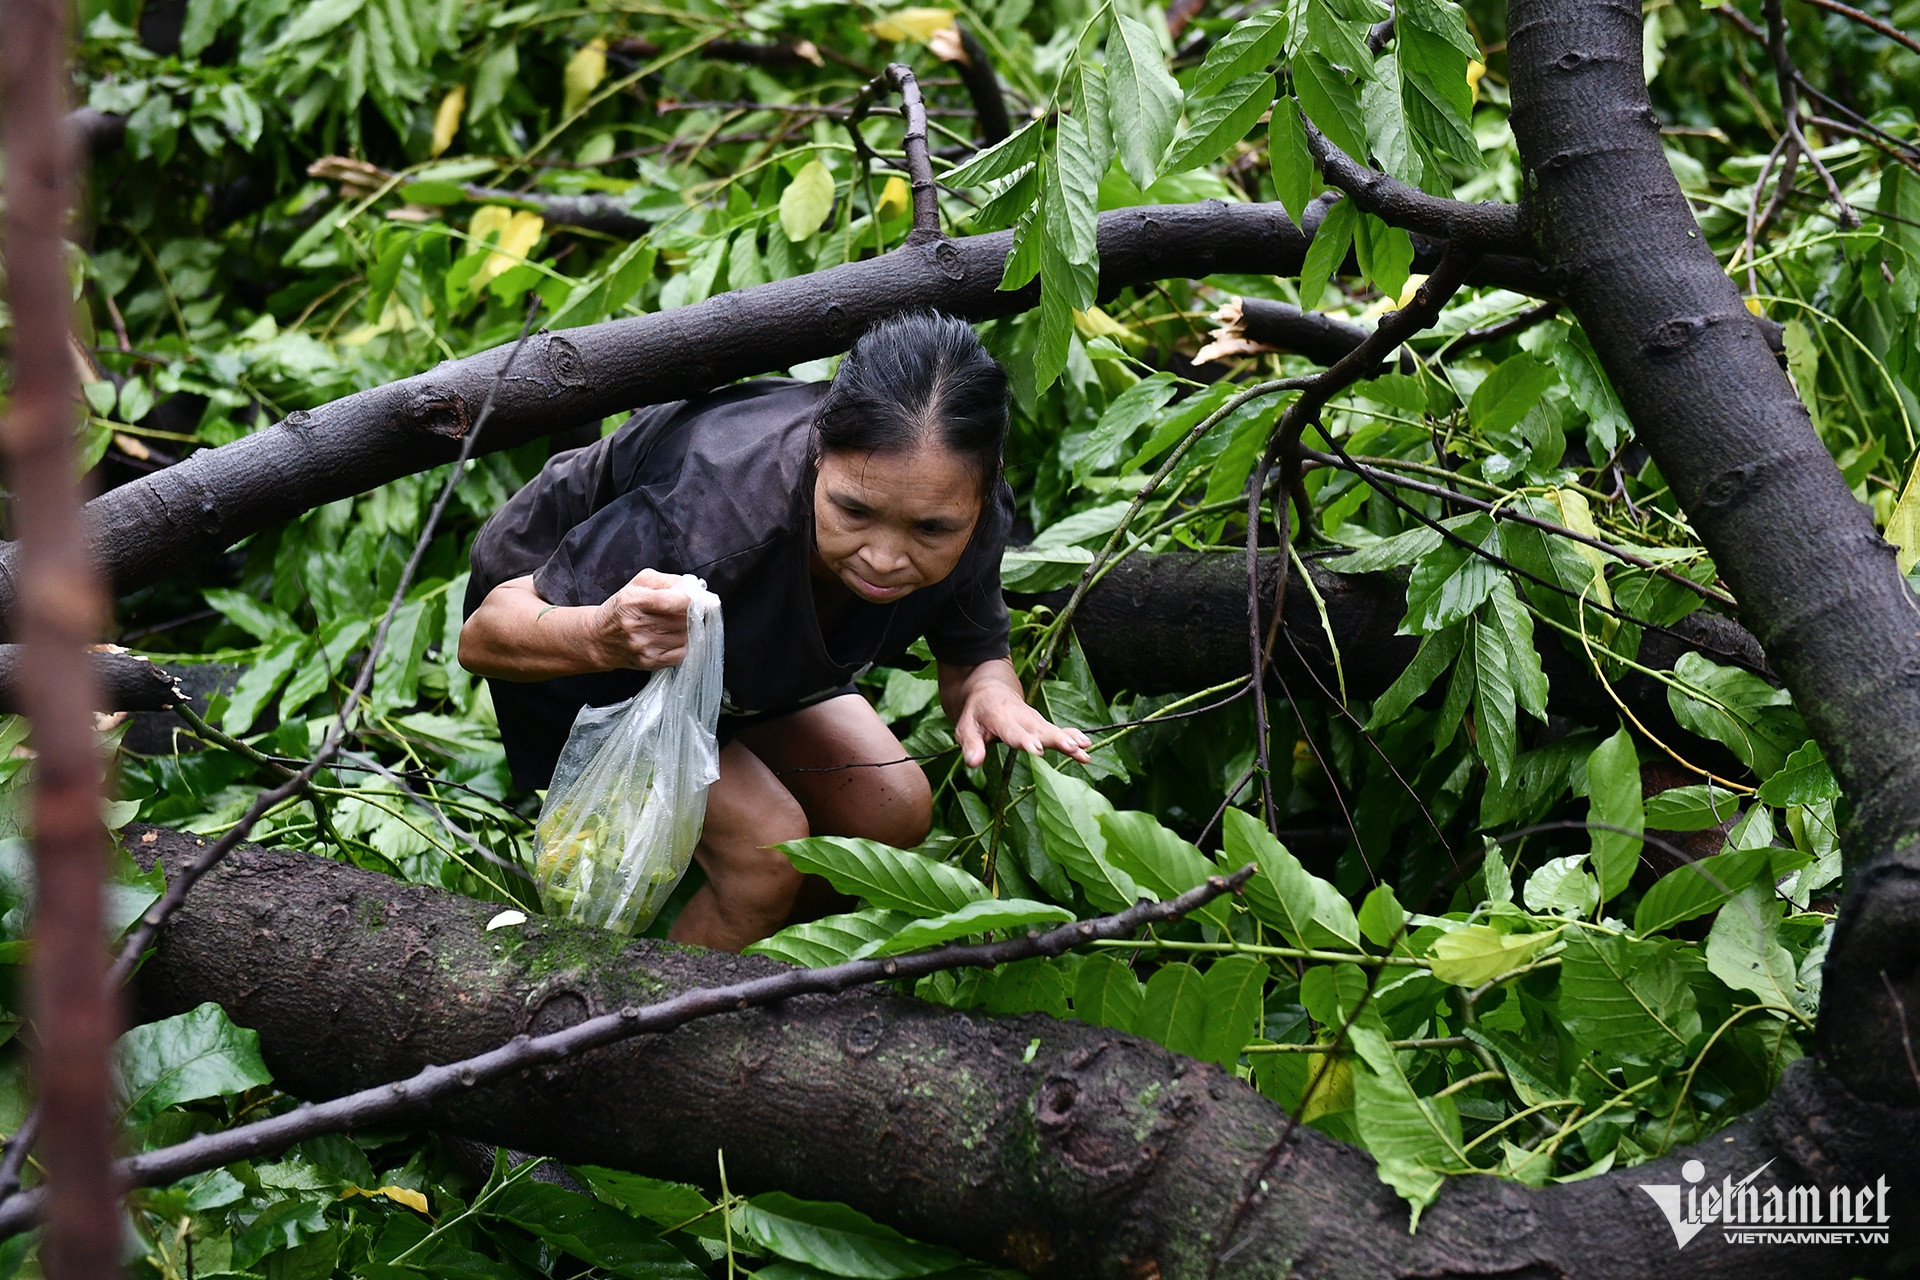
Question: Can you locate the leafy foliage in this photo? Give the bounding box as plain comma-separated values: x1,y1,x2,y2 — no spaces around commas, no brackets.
0,0,1910,1263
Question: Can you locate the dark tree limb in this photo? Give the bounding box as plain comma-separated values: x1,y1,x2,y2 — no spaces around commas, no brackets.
1301,117,1525,251
0,201,1529,622
949,23,1013,143
881,64,942,240
0,849,1254,1237
0,647,180,713
1509,0,1920,1129
102,828,1919,1276
1021,550,1767,775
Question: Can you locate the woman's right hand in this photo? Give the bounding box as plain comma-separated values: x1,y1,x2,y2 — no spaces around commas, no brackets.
591,568,692,670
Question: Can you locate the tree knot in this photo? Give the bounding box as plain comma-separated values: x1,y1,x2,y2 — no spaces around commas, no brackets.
1640,312,1731,360
404,386,473,440
844,1011,887,1057
542,332,589,390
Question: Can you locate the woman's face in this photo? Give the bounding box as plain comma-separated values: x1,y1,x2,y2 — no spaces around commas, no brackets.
813,441,985,603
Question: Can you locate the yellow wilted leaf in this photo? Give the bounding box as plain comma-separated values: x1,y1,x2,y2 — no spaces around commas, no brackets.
343,1185,431,1215
1427,925,1559,987
1467,60,1487,102
867,7,956,41
875,175,910,222
1887,452,1920,573
1744,295,1765,316
1300,1052,1353,1122
469,207,544,285
1553,488,1613,588
563,38,608,117
431,85,466,157
780,159,836,241
1072,306,1130,341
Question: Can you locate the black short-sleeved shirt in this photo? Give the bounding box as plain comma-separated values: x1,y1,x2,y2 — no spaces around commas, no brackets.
465,379,1014,790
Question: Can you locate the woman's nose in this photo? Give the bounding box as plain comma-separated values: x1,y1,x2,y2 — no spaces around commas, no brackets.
862,537,911,574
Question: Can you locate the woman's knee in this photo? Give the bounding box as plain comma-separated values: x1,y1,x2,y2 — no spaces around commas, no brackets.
862,763,932,849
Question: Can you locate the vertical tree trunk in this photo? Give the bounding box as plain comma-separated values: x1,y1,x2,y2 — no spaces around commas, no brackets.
0,0,121,1275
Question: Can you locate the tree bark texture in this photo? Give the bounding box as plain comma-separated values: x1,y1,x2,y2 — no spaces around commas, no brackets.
1507,0,1920,1115
127,826,1919,1278
0,648,180,714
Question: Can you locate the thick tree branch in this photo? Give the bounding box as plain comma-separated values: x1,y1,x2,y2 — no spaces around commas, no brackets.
0,202,1546,622
0,845,1253,1238
99,829,1919,1276
1510,0,1920,1121
1301,117,1524,251
882,64,942,239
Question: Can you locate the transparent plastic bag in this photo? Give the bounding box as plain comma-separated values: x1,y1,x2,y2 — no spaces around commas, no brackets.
533,575,725,933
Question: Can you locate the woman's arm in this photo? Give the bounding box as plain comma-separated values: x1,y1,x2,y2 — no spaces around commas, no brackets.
938,657,1093,768
458,570,690,681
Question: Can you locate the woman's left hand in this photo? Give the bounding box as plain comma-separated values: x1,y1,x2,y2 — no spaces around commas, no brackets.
954,679,1093,769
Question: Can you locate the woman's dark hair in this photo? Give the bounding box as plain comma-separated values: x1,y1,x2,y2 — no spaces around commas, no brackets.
814,311,1009,491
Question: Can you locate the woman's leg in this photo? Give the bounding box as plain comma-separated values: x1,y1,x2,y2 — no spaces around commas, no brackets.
734,693,933,849
667,740,809,952
669,695,931,952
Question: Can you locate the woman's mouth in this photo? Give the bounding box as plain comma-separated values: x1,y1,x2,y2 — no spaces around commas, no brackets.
847,570,910,600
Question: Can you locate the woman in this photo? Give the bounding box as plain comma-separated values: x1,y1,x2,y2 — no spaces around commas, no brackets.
460,311,1090,952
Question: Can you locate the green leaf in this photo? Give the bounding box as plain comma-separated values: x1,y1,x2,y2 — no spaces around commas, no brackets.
1644,784,1743,831
1426,924,1557,986
1071,372,1178,486
1195,8,1290,96
1521,855,1599,917
1557,931,1700,1060
1552,325,1631,456
486,1180,704,1280
1029,758,1143,911
222,633,307,734
1497,492,1611,632
745,908,916,967
1327,526,1443,575
1268,99,1317,226
864,898,1074,956
737,1194,969,1280
780,160,837,241
1304,0,1379,79
272,0,367,49
1165,74,1276,174
571,1167,719,1238
1221,808,1359,949
982,955,1072,1017
776,838,988,917
1469,355,1556,437
1665,653,1806,779
1756,740,1840,807
1134,961,1208,1057
1633,845,1771,936
398,180,467,206
944,119,1043,187
1349,1024,1465,1227
1401,514,1500,634
204,586,298,643
1297,195,1357,310
1104,13,1183,189
1072,954,1144,1031
1365,623,1463,729
1198,954,1270,1066
1586,726,1644,903
1358,883,1406,947
1484,579,1547,720
1098,810,1231,930
1353,212,1414,300
1295,53,1366,159
115,1002,272,1125
1705,886,1801,1009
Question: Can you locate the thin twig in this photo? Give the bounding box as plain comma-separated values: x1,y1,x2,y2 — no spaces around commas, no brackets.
0,868,1257,1238
1880,970,1920,1102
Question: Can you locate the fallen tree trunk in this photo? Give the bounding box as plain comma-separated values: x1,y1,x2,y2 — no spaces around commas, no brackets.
124,824,1915,1277
1034,552,1767,772
0,203,1549,625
